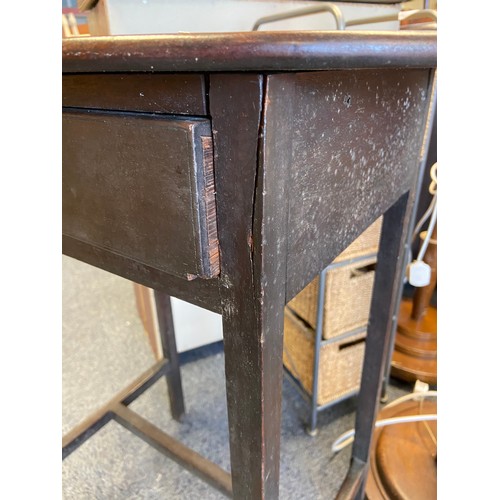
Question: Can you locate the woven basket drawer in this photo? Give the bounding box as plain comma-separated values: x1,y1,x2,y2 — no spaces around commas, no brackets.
287,254,377,340
283,308,366,406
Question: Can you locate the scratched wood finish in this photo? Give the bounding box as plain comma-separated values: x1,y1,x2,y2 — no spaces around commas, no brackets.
63,74,207,116
282,69,431,301
253,72,296,498
62,32,436,74
62,109,219,280
210,74,267,499
61,32,437,499
211,73,291,499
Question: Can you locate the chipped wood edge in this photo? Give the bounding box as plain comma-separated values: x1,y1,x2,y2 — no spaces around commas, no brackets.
201,136,220,277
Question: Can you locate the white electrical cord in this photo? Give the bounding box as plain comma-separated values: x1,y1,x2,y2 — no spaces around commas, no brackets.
415,163,437,262
331,414,437,454
385,390,437,409
416,198,437,262
411,194,436,245
331,390,437,454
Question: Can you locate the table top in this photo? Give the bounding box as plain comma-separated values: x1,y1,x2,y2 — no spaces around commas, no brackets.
62,31,436,73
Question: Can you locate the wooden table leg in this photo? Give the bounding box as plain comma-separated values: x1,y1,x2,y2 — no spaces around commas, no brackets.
338,193,412,498
154,291,185,421
222,294,285,499
210,72,289,499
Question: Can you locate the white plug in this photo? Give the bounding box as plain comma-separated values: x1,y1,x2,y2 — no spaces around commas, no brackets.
413,379,430,402
414,379,430,394
407,260,431,287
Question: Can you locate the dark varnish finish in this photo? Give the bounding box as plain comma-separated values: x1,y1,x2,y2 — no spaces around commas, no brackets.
62,109,219,280
282,69,430,300
62,31,437,500
62,31,436,73
154,292,185,421
211,74,286,499
63,73,207,116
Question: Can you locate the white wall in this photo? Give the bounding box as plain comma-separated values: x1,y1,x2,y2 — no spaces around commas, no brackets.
101,0,401,34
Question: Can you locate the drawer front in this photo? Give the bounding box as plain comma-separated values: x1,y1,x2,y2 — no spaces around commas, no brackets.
62,73,207,116
62,109,219,280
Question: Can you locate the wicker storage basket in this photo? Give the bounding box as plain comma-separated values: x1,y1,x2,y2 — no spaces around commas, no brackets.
287,217,382,341
283,307,366,406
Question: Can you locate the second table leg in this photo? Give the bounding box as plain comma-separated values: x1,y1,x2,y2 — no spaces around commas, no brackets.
154,291,185,421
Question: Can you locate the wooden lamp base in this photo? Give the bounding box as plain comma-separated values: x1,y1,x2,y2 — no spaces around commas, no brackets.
391,297,437,386
365,399,437,500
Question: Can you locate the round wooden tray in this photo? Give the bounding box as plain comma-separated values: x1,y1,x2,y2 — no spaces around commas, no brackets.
365,399,437,500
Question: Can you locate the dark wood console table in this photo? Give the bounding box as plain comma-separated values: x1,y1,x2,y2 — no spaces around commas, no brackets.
62,31,436,499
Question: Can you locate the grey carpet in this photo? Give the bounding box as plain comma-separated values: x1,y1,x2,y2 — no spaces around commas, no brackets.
62,255,410,499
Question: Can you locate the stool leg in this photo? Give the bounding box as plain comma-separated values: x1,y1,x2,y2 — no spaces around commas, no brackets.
154,291,185,421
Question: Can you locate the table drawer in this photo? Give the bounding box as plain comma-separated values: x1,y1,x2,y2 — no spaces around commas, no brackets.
62,109,219,280
62,74,207,116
